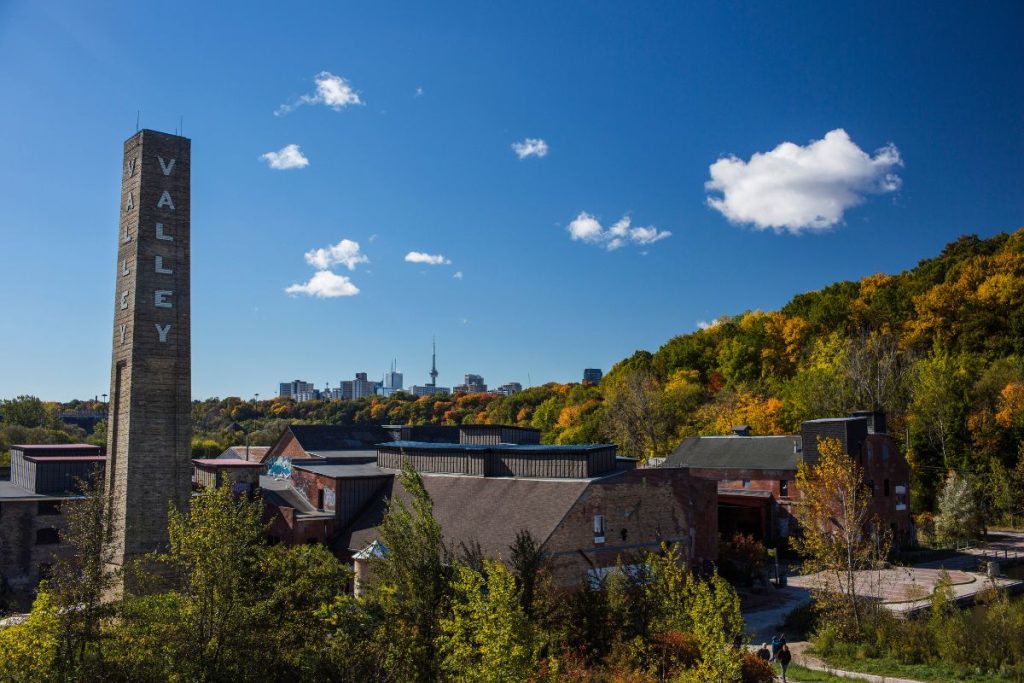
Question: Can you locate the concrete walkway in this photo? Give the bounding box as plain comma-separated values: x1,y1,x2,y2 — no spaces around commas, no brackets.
789,642,925,683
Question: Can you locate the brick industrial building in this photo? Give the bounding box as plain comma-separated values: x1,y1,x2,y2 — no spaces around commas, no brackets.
662,411,912,548
0,445,105,609
193,423,719,588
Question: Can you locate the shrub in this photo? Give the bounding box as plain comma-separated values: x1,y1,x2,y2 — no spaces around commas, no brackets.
718,533,766,585
740,652,775,683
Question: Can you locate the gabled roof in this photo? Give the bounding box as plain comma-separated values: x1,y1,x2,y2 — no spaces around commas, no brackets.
218,446,270,462
336,474,591,557
193,458,262,467
664,435,803,471
288,424,391,452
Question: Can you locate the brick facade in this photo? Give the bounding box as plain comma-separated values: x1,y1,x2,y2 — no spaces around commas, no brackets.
105,130,193,570
543,469,718,586
0,499,72,609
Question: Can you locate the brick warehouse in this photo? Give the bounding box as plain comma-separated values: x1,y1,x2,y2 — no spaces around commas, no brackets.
195,424,719,588
662,411,912,549
0,445,105,609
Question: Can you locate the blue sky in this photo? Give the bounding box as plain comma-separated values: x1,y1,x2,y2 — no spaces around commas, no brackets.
1,1,1022,401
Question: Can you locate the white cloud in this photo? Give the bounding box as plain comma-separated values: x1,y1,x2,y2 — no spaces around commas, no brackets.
276,72,363,116
260,144,309,170
512,137,549,159
453,271,463,280
303,239,369,271
415,86,424,97
567,212,671,251
285,271,359,298
705,129,902,234
405,251,451,265
697,318,722,331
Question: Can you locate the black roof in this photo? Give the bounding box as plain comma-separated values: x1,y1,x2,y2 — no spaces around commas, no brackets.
288,424,391,451
664,435,803,471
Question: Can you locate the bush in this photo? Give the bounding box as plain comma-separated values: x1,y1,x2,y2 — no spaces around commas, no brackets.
718,533,766,585
740,652,775,683
811,622,840,657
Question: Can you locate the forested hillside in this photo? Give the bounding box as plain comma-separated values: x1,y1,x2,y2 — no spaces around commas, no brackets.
4,229,1024,515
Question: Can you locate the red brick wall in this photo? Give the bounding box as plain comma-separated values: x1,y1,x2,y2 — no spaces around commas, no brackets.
861,434,913,545
266,431,317,460
542,469,717,586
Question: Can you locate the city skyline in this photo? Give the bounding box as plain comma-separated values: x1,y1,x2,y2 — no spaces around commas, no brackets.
1,2,1022,401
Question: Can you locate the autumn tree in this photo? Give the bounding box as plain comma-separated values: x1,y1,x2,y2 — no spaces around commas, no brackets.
793,437,887,636
602,366,673,460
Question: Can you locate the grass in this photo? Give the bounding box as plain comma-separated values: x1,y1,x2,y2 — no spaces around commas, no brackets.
784,663,856,682
816,651,1019,682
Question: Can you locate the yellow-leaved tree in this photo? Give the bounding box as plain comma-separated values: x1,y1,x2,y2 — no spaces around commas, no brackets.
792,437,888,637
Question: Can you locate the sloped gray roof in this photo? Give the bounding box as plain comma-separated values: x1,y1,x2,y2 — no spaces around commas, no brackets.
664,435,803,471
336,474,591,557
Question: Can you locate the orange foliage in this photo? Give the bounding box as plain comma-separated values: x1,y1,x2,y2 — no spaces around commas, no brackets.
995,383,1024,428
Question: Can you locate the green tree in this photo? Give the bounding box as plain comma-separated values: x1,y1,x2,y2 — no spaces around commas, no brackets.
0,395,47,428
685,573,744,683
46,472,117,679
369,460,453,681
909,348,968,469
438,561,537,682
0,592,61,683
934,470,984,547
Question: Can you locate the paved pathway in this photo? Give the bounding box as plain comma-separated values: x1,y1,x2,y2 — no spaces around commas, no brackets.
788,642,926,683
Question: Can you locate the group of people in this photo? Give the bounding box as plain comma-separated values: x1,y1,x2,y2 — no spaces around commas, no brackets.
755,634,792,682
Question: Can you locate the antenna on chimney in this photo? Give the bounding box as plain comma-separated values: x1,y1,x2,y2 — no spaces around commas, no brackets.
136,111,140,132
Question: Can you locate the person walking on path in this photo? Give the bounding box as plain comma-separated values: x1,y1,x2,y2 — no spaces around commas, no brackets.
756,643,771,662
778,643,792,682
770,634,781,660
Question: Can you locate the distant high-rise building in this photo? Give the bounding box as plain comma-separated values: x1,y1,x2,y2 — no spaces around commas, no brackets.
380,360,404,397
583,368,603,384
352,372,377,399
495,382,522,396
455,373,487,393
279,379,315,399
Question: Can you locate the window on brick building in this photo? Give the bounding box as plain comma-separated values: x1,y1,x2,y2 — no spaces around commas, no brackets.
884,479,890,496
867,480,875,495
38,563,53,581
35,528,60,545
38,501,61,516
742,479,750,489
593,514,605,543
779,480,789,497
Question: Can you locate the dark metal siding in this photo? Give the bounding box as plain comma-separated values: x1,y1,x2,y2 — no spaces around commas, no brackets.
337,477,390,528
